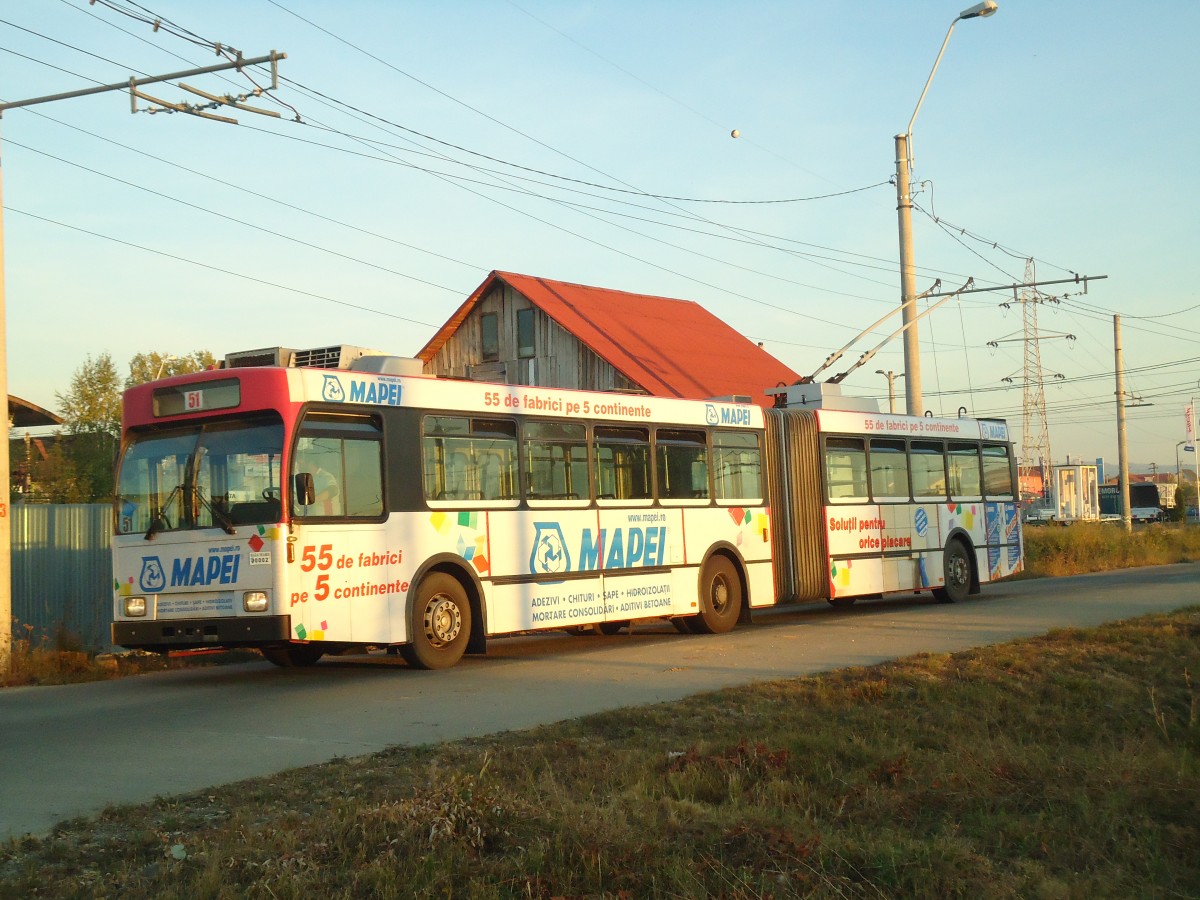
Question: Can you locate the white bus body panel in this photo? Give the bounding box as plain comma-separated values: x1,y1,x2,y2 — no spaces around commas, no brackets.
823,500,1022,598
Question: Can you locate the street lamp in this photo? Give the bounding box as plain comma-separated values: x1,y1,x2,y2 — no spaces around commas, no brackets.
875,369,905,414
895,0,998,416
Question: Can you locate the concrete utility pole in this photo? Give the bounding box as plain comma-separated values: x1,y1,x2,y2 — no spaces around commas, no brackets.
895,1,998,417
875,369,904,414
0,51,285,675
1114,315,1132,533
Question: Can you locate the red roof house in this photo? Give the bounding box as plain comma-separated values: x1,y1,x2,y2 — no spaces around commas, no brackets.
417,271,798,407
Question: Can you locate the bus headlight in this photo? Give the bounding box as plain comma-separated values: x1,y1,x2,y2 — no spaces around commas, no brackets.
124,597,147,617
243,591,269,613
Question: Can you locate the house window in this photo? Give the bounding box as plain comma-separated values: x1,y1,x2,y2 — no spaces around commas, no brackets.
517,308,535,359
481,313,499,362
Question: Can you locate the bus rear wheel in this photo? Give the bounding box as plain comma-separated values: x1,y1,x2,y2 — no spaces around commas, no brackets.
933,539,972,604
261,643,324,667
691,555,743,634
401,573,471,670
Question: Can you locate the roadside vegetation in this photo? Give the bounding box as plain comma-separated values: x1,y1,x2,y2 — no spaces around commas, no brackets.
1022,520,1200,577
4,522,1198,689
2,608,1197,897
1,628,258,688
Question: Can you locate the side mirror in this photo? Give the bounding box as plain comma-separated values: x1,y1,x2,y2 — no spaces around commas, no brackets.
294,472,315,507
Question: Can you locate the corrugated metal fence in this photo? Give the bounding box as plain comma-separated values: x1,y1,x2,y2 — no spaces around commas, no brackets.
11,504,113,652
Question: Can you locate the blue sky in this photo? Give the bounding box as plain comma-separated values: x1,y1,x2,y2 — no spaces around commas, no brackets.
2,1,1197,473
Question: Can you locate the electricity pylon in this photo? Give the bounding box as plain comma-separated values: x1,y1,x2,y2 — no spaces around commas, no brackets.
1020,258,1053,494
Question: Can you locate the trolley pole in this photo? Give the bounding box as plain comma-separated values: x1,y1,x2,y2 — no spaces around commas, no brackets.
0,51,286,675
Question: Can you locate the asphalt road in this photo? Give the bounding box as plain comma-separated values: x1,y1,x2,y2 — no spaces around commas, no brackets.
2,563,1197,839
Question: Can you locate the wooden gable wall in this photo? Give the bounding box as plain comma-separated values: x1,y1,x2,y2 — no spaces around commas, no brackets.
424,281,645,394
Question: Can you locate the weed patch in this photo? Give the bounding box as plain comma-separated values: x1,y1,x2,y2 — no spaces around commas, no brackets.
3,608,1197,897
2,623,263,688
1023,522,1200,577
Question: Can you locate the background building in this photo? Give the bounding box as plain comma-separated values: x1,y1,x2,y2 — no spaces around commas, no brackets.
418,271,799,406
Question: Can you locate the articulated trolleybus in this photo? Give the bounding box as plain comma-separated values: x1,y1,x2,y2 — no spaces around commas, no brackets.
111,345,1023,669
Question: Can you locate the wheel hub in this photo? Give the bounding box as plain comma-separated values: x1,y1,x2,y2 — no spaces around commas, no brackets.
710,577,729,613
424,595,462,647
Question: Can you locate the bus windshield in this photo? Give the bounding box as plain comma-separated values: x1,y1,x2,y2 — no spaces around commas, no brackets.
114,414,285,535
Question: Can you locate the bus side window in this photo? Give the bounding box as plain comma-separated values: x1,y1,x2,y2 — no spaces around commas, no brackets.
656,429,709,501
982,444,1015,498
947,442,982,499
713,431,762,502
525,421,588,501
869,438,909,501
594,426,651,501
292,414,383,519
824,437,868,502
910,441,947,499
446,450,470,500
422,414,518,505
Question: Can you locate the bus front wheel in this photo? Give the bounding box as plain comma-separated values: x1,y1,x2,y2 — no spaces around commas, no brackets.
402,573,472,669
933,540,972,604
691,555,743,634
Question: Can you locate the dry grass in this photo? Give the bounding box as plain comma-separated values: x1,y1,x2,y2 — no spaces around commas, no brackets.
1023,522,1200,577
1,624,260,688
2,609,1197,898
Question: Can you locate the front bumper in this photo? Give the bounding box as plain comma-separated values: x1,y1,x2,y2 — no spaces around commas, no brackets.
113,615,291,651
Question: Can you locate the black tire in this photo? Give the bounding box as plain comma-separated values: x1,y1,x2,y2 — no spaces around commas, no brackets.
691,555,743,634
598,620,629,635
827,596,857,608
261,643,324,667
933,539,972,604
401,572,472,670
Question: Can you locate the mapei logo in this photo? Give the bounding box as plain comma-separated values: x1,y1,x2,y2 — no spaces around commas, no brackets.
139,556,166,592
321,374,346,402
530,523,570,575
979,420,1008,441
706,403,752,427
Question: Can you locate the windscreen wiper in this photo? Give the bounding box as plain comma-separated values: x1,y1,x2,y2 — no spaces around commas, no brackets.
144,484,183,540
196,485,236,535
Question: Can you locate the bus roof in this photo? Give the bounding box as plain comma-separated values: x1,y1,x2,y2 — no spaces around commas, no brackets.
815,407,1010,443
123,364,766,431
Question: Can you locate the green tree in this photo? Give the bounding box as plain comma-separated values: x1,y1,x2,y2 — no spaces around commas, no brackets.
126,350,217,387
28,441,87,503
50,350,217,502
55,353,122,501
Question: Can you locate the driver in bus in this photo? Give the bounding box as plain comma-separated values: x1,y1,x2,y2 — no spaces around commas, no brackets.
310,465,341,516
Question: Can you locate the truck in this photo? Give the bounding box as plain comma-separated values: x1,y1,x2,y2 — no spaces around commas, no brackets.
1098,482,1164,523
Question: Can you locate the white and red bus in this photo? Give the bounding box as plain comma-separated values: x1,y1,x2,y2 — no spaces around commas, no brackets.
111,346,1022,668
